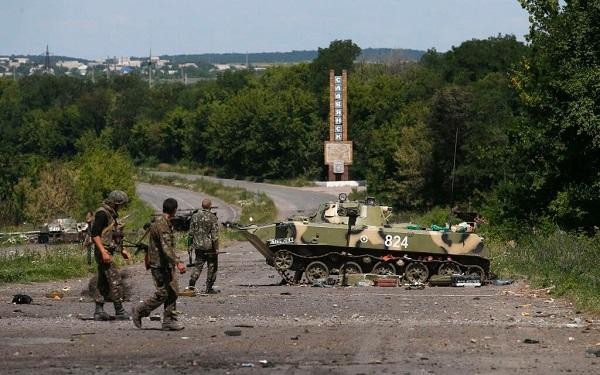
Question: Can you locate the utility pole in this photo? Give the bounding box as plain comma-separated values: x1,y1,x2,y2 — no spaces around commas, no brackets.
44,45,51,73
106,56,110,79
13,66,16,81
91,63,95,83
148,48,152,87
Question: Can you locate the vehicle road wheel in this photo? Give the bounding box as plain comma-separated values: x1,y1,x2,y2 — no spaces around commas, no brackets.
340,261,362,275
372,262,396,275
437,262,461,276
405,262,430,284
273,250,294,271
466,265,486,280
38,233,49,244
305,261,329,283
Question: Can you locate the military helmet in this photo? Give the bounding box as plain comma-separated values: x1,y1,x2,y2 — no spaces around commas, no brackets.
105,190,129,205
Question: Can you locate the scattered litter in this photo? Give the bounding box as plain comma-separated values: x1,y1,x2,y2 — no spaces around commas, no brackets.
241,363,254,368
405,283,425,290
290,336,299,340
62,286,71,292
356,281,374,287
12,294,32,304
280,292,291,295
491,279,514,286
177,289,197,297
586,347,600,357
470,338,477,343
523,338,540,344
224,330,242,337
374,278,398,287
311,280,332,288
521,312,530,317
208,317,217,322
181,337,190,340
568,337,575,342
71,332,95,337
45,291,64,299
259,359,273,368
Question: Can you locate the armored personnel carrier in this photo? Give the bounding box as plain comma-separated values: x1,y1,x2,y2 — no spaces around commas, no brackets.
234,194,489,284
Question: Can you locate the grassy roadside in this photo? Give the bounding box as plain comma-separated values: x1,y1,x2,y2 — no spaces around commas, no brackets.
0,246,94,284
488,231,600,313
0,197,154,285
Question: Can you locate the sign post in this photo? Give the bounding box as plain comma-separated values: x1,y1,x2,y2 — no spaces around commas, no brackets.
325,70,352,181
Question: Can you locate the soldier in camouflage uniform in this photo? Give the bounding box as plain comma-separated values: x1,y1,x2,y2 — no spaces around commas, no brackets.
91,190,131,321
188,198,220,294
132,198,187,331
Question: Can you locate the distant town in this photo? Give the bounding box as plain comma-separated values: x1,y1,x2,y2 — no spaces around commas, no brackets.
0,47,424,82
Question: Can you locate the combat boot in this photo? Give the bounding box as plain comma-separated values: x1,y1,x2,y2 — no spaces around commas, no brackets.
113,301,130,320
131,305,142,329
204,288,220,294
162,316,184,331
93,302,111,321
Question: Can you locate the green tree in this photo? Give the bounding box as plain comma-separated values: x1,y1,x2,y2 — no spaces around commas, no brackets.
310,39,361,92
75,146,136,211
498,0,600,230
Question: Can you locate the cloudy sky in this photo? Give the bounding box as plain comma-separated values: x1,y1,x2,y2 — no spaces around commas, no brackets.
1,0,530,59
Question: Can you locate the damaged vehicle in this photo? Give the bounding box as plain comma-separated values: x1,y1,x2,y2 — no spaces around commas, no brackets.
231,193,489,284
38,218,88,244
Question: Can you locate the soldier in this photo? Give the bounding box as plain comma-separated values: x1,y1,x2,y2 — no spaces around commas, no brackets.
187,198,220,294
90,190,131,321
132,198,186,331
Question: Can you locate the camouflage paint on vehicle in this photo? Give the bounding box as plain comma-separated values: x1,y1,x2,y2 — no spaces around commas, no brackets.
235,194,489,284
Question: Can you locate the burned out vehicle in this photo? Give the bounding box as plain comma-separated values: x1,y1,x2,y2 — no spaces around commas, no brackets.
38,218,88,244
233,194,489,284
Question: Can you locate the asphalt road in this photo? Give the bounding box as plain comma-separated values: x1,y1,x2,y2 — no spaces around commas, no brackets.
147,171,340,219
136,182,240,223
0,244,598,374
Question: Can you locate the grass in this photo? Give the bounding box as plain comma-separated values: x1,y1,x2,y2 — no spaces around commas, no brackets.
0,245,94,284
488,231,600,312
122,196,156,231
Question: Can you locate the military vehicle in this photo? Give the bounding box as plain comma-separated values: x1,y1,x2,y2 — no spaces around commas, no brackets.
232,193,489,284
38,218,88,244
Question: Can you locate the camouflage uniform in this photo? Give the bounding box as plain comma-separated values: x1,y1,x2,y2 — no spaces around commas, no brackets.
134,215,180,321
188,209,219,291
93,204,125,303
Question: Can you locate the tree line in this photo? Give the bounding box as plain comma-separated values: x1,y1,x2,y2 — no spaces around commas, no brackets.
1,1,598,237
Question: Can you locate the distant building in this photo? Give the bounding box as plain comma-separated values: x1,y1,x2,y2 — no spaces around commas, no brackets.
56,60,81,70
120,66,135,74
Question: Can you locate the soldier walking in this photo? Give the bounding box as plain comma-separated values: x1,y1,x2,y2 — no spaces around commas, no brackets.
188,198,220,294
90,190,131,321
132,198,187,330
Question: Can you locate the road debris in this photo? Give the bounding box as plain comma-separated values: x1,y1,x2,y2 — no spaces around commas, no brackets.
12,294,32,304
585,347,600,357
45,291,64,299
224,329,242,336
523,338,540,344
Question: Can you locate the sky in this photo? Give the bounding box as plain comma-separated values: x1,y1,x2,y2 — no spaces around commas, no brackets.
1,0,530,59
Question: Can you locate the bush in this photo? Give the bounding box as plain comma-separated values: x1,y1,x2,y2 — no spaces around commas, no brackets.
75,146,136,212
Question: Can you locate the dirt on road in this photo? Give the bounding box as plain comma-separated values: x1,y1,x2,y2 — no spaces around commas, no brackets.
1,241,599,374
